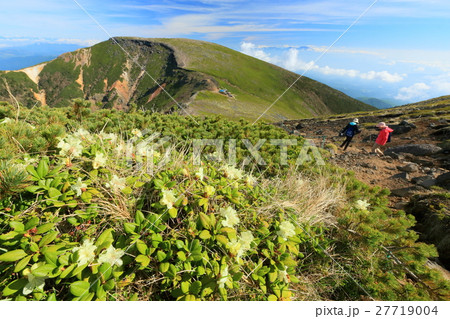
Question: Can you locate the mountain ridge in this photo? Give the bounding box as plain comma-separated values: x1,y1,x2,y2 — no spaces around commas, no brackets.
0,37,374,121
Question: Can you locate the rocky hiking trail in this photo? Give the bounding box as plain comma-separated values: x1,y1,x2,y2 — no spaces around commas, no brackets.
276,103,450,276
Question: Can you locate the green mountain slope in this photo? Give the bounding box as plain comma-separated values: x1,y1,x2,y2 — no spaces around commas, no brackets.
0,37,374,121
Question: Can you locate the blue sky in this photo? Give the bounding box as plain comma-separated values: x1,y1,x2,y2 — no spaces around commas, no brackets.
1,0,450,104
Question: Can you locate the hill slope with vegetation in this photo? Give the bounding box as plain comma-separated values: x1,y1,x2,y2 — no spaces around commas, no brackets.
0,37,373,121
0,101,448,301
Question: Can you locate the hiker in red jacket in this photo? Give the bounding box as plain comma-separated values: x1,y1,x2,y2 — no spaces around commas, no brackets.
371,122,393,156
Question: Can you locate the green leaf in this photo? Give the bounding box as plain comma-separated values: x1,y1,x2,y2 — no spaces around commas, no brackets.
135,255,150,268
79,292,95,301
71,264,88,277
60,264,76,279
95,228,114,248
123,223,136,234
0,231,19,241
0,249,27,262
14,255,32,273
80,191,93,203
96,285,106,300
32,264,56,277
36,223,55,235
190,252,203,262
99,263,113,281
177,251,187,262
44,251,58,266
103,279,115,291
47,293,57,301
154,179,164,189
70,281,90,297
268,294,278,301
67,217,79,226
25,217,39,230
29,242,39,252
190,281,202,295
216,235,228,246
36,159,49,179
26,166,40,180
9,221,25,232
181,281,190,294
159,262,170,273
199,213,211,229
199,230,211,240
47,188,61,199
156,250,167,262
136,240,148,255
39,231,58,247
135,210,145,226
2,278,28,296
168,208,178,218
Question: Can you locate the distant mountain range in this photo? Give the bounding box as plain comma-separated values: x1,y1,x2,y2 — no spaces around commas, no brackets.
356,97,405,109
0,37,374,121
0,43,82,71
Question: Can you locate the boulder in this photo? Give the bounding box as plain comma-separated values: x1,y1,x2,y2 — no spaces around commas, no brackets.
391,185,427,197
405,194,450,269
436,172,450,190
391,172,410,181
430,126,450,137
411,176,437,189
397,163,419,172
390,120,417,134
385,144,442,157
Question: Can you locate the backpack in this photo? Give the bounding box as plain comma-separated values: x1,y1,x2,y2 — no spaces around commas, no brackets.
345,128,354,137
387,132,392,143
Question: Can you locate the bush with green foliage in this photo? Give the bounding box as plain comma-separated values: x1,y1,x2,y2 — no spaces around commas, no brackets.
0,103,449,301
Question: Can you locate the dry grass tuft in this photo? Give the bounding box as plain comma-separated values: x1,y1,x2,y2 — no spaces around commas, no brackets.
259,168,346,226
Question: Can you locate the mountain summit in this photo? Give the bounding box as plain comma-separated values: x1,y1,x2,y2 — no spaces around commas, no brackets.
0,37,373,120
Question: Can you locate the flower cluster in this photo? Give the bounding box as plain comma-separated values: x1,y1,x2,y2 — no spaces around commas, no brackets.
277,221,296,240
223,165,243,180
227,230,254,258
106,175,126,192
71,177,87,197
57,135,83,158
220,206,240,228
355,199,370,211
160,189,177,209
72,239,124,267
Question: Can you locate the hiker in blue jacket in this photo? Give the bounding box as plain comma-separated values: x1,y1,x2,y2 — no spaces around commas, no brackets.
340,118,361,151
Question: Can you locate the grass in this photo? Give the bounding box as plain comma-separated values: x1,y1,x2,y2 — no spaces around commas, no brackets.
136,38,375,120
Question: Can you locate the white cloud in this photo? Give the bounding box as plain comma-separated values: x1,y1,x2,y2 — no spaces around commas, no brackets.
395,83,431,100
240,42,274,63
360,70,404,83
0,37,100,48
240,43,404,83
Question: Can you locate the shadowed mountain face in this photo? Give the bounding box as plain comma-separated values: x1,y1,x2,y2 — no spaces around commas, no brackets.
0,37,374,121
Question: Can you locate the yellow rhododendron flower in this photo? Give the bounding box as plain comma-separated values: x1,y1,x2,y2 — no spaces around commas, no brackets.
105,175,126,192
204,185,215,197
160,189,177,209
71,177,87,197
22,264,46,295
57,135,83,158
72,239,97,266
92,152,107,169
277,221,296,240
98,246,125,267
355,199,370,211
220,206,240,228
223,165,243,180
195,167,205,180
